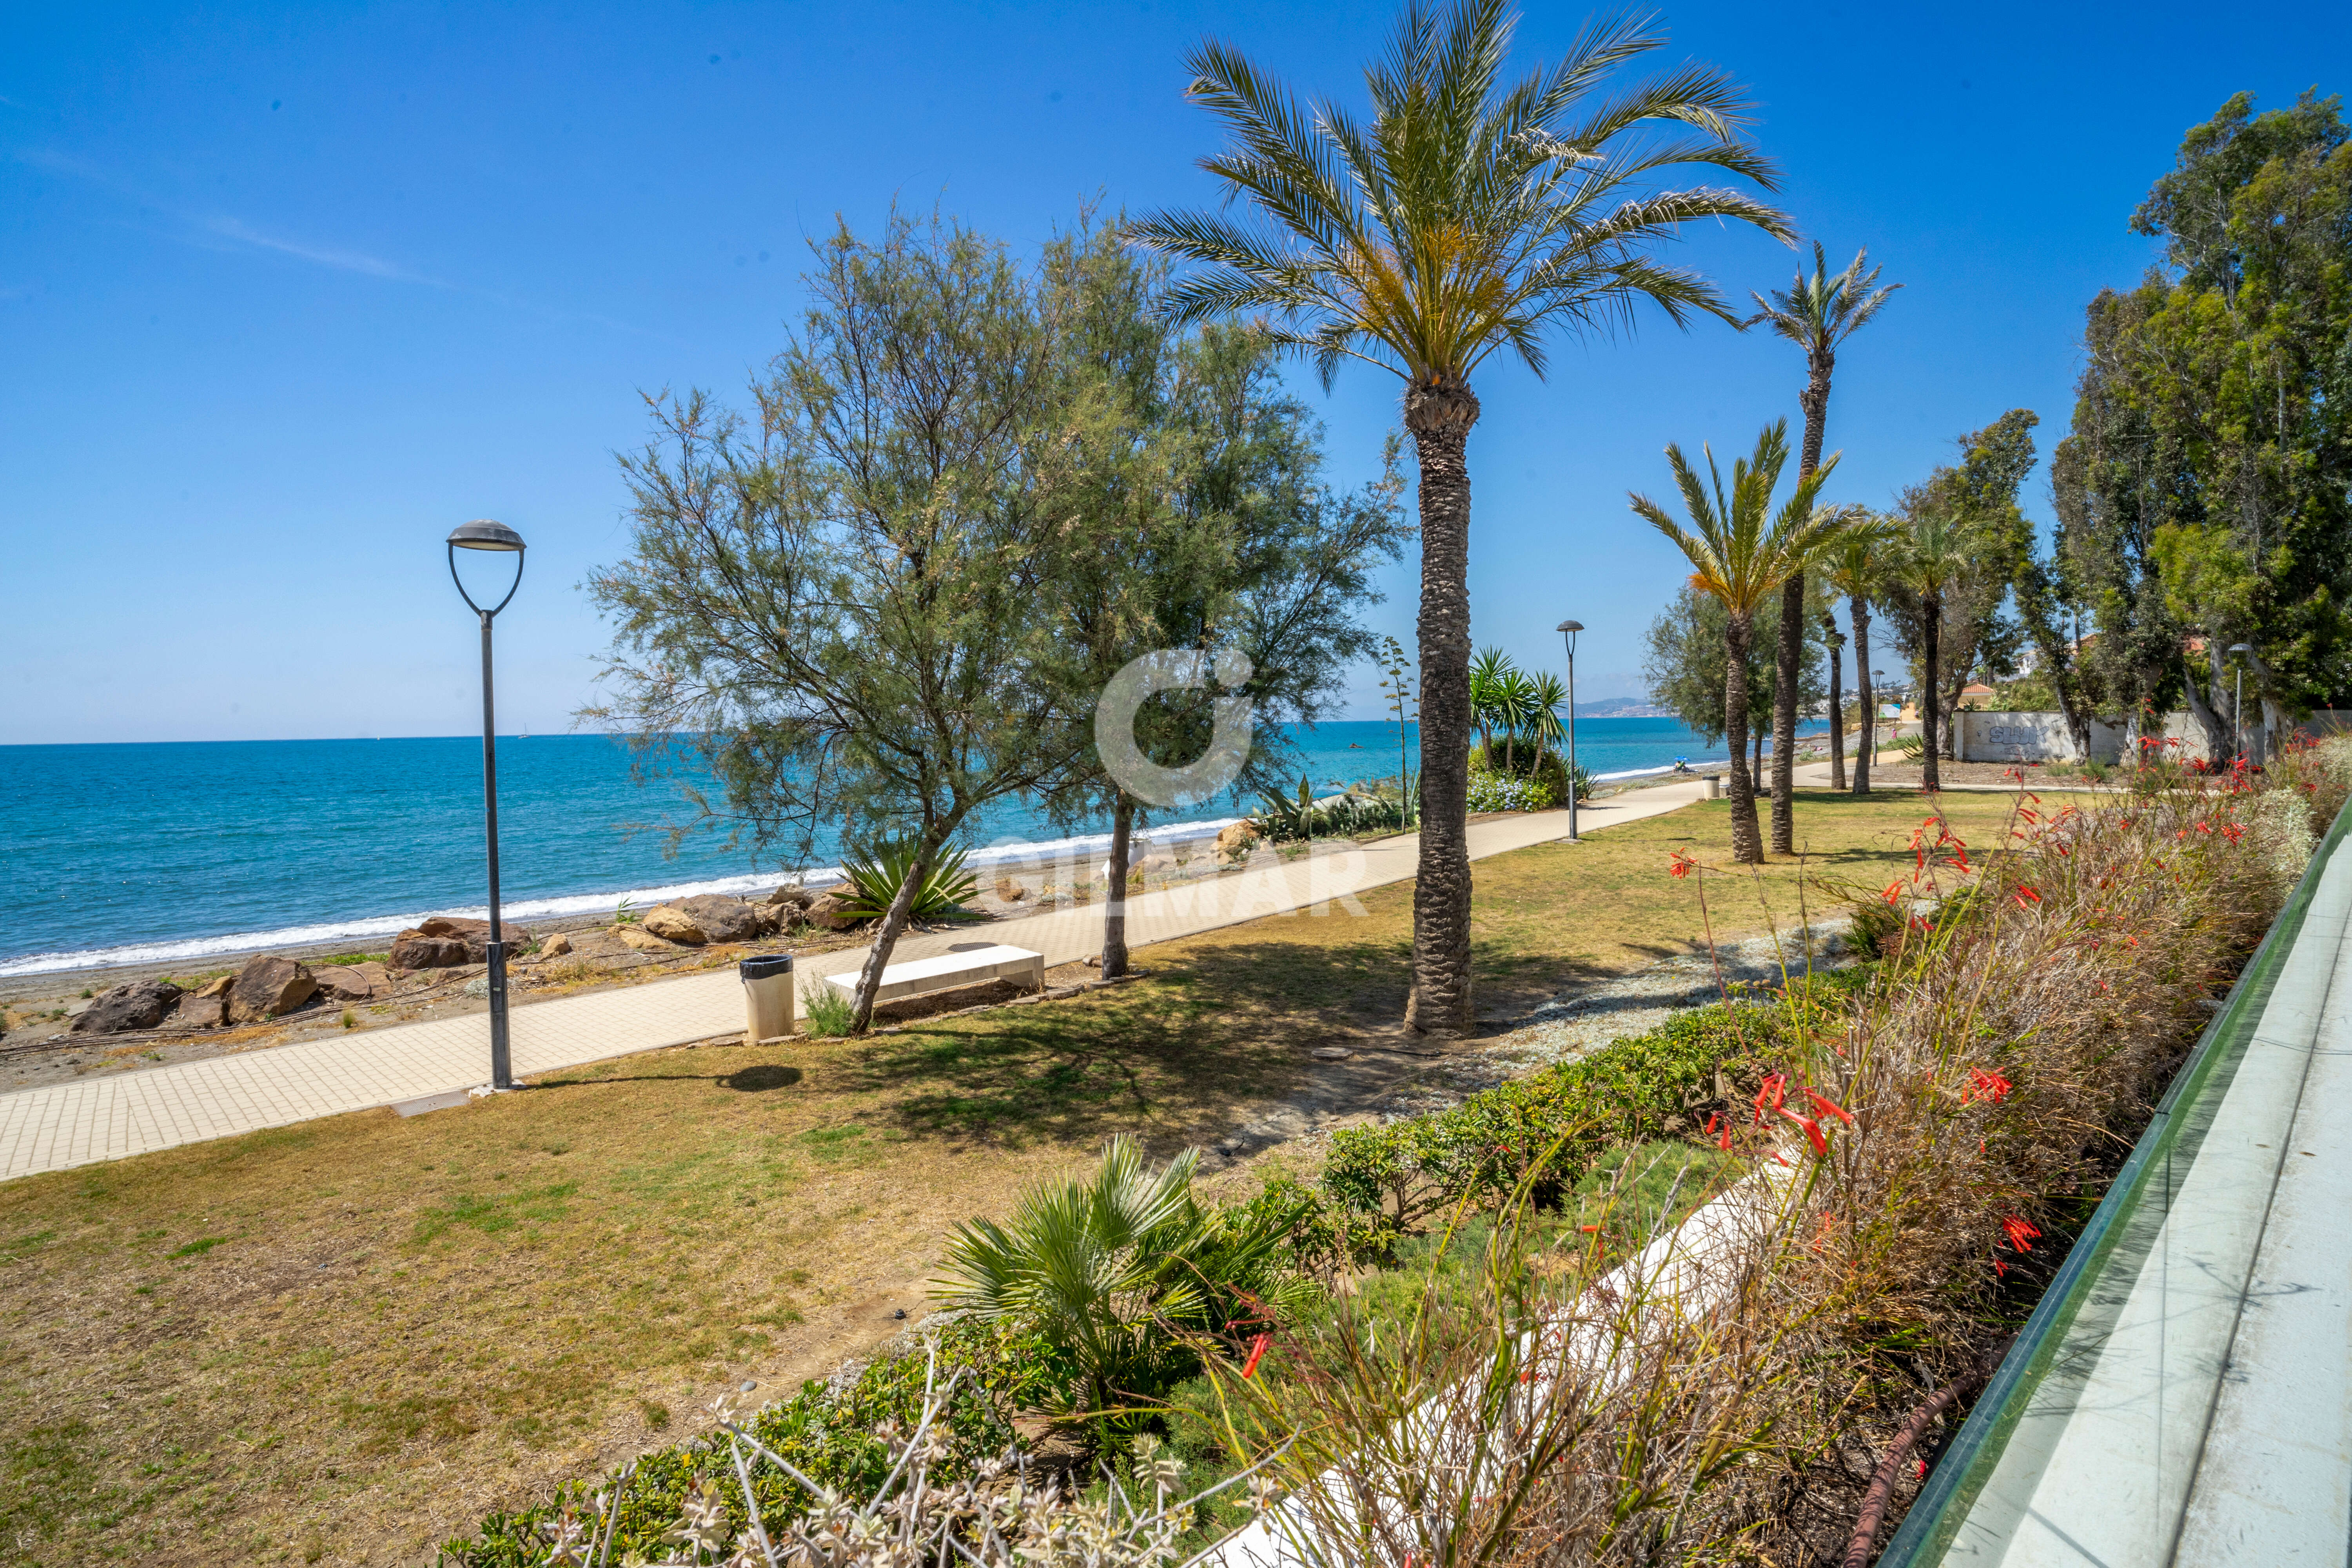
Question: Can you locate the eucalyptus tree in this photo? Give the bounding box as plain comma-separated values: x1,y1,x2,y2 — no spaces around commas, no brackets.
1894,509,1973,792
1818,516,1898,793
1744,244,1900,851
1129,0,1789,1034
1631,421,1844,863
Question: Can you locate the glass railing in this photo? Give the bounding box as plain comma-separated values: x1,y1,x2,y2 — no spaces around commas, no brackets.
1879,793,2352,1566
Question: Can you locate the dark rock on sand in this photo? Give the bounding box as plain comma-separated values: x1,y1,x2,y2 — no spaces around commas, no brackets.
227,955,318,1022
313,964,385,1002
670,894,766,944
389,915,532,970
172,994,227,1029
69,979,185,1034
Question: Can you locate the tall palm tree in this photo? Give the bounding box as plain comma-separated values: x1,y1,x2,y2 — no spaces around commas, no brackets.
1130,0,1789,1036
1896,508,1971,793
1818,515,1898,793
1631,421,1844,863
1744,245,1901,853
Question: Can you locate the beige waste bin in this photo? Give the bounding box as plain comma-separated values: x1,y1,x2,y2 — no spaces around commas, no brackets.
1704,775,1724,800
740,953,796,1044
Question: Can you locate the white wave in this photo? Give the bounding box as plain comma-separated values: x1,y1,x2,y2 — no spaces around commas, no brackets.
0,816,1245,979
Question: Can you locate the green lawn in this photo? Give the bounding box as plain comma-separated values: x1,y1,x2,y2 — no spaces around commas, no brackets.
0,788,2047,1566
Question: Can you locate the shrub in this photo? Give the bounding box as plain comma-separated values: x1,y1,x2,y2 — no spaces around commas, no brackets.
838,839,980,920
1464,767,1557,812
438,1317,1060,1566
800,983,856,1037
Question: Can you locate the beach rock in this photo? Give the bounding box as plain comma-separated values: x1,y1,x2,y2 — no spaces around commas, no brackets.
313,965,377,1002
227,956,318,1022
670,895,764,944
172,994,226,1029
69,979,185,1034
389,932,472,969
803,890,864,931
389,916,535,970
539,932,573,958
195,975,234,999
1214,821,1260,861
615,925,679,953
641,905,707,945
765,886,813,910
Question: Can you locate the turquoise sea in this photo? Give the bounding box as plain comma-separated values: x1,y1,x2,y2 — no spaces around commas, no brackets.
0,717,1756,975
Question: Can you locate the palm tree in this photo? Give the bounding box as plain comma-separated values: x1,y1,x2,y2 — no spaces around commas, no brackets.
1469,646,1513,762
1630,421,1843,862
1129,0,1790,1036
1744,245,1901,853
1524,670,1568,775
1818,514,1897,793
1895,508,1971,792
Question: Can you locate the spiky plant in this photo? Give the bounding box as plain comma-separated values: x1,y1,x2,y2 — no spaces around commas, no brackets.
1746,245,1901,851
1629,421,1846,862
1130,0,1790,1035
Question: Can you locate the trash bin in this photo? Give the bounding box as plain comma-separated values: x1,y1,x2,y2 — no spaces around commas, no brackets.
740,953,795,1045
1703,775,1724,800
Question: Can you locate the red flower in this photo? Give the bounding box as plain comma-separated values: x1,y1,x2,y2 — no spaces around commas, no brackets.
1753,1073,1787,1127
1882,879,1906,906
2011,884,2042,908
1668,851,1695,880
1805,1087,1855,1126
1780,1107,1829,1157
1963,1068,2013,1105
2002,1215,2042,1253
1241,1332,1272,1379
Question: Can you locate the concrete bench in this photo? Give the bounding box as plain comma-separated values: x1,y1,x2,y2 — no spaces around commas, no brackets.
823,944,1047,1006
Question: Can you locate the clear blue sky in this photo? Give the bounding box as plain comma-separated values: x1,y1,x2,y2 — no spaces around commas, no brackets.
4,0,2344,744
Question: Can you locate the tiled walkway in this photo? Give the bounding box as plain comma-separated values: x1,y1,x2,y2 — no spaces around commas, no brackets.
0,780,1718,1180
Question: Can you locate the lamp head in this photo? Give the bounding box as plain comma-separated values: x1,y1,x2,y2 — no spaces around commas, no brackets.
1556,620,1584,634
449,519,526,552
2228,643,2253,653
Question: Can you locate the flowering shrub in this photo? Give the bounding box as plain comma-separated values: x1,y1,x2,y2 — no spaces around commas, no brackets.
1465,768,1557,812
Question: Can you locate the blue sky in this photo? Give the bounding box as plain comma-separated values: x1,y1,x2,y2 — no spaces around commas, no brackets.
4,0,2344,744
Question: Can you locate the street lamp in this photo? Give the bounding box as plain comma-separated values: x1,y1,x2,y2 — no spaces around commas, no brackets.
2229,644,2254,762
1557,621,1583,841
447,519,527,1090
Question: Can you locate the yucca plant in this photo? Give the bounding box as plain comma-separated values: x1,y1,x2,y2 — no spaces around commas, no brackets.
933,1135,1313,1424
838,839,980,921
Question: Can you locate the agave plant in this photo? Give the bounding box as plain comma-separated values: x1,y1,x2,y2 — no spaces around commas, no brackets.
838,840,981,921
933,1135,1313,1421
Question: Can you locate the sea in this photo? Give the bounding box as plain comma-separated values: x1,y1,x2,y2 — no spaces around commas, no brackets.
0,718,1761,977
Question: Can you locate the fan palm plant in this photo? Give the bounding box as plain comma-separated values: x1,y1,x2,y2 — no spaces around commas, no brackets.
1629,421,1845,862
933,1136,1306,1421
1468,646,1514,760
1895,507,1971,791
1524,670,1569,774
1745,245,1901,852
1818,515,1898,794
1130,0,1790,1036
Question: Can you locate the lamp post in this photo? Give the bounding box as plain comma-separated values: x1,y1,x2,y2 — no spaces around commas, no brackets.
1873,669,1887,764
447,519,527,1090
2228,644,2254,762
1557,620,1583,841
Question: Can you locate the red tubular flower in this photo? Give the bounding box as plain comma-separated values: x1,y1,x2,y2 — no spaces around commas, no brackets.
2011,885,2042,909
1964,1067,2014,1105
1805,1087,1855,1126
1668,851,1695,880
1241,1332,1271,1379
1717,1121,1733,1151
1779,1106,1829,1157
1753,1073,1786,1126
2002,1215,2042,1253
1882,879,1906,906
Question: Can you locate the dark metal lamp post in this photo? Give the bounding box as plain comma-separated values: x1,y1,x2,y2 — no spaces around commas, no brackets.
447,519,527,1090
2229,644,2254,762
1557,621,1583,841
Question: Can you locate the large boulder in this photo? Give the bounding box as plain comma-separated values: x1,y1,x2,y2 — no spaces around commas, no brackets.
640,905,708,945
69,979,184,1034
765,886,813,911
313,964,383,1002
388,916,532,970
802,890,865,931
670,895,764,944
538,932,574,958
616,925,681,954
172,993,226,1029
1214,821,1261,862
227,955,318,1022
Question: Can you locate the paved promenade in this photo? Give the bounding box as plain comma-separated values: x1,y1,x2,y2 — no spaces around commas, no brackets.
0,780,1716,1181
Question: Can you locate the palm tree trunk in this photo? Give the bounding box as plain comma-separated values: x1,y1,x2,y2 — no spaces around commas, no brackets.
1771,575,1802,855
1921,595,1943,792
1769,363,1834,855
1403,381,1479,1036
1101,795,1134,978
1852,600,1875,794
1827,633,1846,790
1724,612,1762,864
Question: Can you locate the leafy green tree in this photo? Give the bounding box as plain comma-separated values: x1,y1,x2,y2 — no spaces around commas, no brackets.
2059,90,2352,759
1891,509,1973,791
1818,517,1898,792
588,212,1102,1033
1743,245,1900,848
1130,0,1789,1035
1631,421,1842,861
1031,227,1408,978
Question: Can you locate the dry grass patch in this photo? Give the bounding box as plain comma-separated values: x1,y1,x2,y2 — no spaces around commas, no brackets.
0,788,2049,1565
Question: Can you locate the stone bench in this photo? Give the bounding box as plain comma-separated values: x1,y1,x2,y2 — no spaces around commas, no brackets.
823,944,1047,1007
